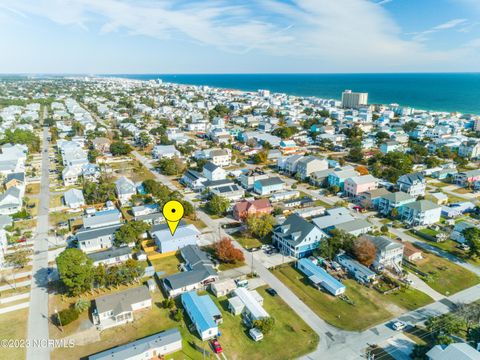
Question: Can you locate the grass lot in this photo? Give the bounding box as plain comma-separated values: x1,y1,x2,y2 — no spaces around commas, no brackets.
314,199,333,208
210,286,319,360
407,252,480,295
25,182,40,195
49,211,82,227
0,309,28,360
51,284,318,360
232,233,263,248
453,188,472,194
49,194,63,208
112,159,155,183
149,254,182,277
272,264,432,331
448,194,467,203
429,181,450,188
12,219,37,232
26,198,40,217
185,217,208,230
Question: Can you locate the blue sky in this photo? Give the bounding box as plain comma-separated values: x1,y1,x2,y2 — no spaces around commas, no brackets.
1,0,480,74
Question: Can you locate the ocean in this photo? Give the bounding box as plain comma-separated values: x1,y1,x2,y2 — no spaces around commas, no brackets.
104,73,480,115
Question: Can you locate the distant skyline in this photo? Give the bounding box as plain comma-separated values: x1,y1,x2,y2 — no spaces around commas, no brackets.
1,0,480,74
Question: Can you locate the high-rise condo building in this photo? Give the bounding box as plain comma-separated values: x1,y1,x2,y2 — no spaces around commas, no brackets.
341,90,368,109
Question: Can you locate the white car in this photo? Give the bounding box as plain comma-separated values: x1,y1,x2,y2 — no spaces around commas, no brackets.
392,321,407,331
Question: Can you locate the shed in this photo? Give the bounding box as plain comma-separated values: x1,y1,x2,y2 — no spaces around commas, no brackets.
211,279,237,297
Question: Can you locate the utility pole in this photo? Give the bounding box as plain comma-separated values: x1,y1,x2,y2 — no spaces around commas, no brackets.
55,308,63,332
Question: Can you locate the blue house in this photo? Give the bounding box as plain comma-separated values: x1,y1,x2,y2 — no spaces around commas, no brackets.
253,177,285,195
181,292,222,341
327,168,359,190
297,258,346,296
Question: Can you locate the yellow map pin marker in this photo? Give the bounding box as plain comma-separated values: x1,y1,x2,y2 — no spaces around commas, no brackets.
163,200,184,236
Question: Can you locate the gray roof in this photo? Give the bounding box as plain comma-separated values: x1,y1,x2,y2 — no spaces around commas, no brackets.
381,191,414,203
88,329,181,360
274,214,321,246
87,246,132,263
398,172,425,185
256,176,284,187
94,286,151,315
83,211,121,229
64,188,85,205
364,235,403,252
334,219,372,233
204,179,234,188
203,161,219,172
76,224,122,242
181,245,213,270
5,172,25,183
404,200,441,212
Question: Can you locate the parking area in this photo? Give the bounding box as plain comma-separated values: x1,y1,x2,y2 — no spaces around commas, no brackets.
252,247,296,268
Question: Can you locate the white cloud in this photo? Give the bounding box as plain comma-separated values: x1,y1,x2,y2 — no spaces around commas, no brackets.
0,0,479,72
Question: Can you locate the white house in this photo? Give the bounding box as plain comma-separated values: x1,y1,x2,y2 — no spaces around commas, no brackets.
64,188,85,209
115,176,136,205
399,200,442,226
202,162,226,181
397,173,427,197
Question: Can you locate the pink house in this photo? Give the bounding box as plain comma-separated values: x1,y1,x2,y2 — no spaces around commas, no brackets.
344,175,378,197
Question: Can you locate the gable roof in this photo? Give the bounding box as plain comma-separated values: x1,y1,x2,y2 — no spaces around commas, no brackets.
94,286,151,315
404,199,441,212
398,172,425,185
203,161,220,172
274,214,324,246
255,177,284,187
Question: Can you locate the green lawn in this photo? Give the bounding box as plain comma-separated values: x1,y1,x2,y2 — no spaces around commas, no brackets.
0,309,28,360
232,232,271,249
149,254,182,277
382,287,433,311
49,194,63,208
272,265,395,331
407,252,480,295
210,286,319,360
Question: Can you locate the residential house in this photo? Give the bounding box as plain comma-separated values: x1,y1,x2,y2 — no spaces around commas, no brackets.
270,190,300,203
88,329,182,360
297,258,346,296
232,198,273,221
115,177,136,205
379,140,403,154
208,149,231,167
202,162,226,182
278,154,303,174
450,221,475,244
272,214,328,258
92,137,111,153
152,223,200,254
335,253,377,284
181,291,222,341
295,156,328,180
0,186,22,215
152,145,181,159
253,177,285,196
454,169,480,187
181,170,207,191
310,169,335,187
210,279,237,297
343,175,378,197
397,173,427,197
62,166,81,186
426,343,480,360
227,287,269,326
363,235,404,272
327,167,360,190
88,246,132,267
238,169,268,190
162,245,218,297
64,188,85,209
76,224,122,253
403,242,423,262
399,200,442,226
83,209,122,229
458,140,480,159
82,164,101,182
210,183,244,202
377,191,416,216
92,286,152,330
4,172,25,196
357,188,391,210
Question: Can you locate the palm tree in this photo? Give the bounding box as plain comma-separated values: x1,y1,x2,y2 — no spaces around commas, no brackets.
74,298,90,313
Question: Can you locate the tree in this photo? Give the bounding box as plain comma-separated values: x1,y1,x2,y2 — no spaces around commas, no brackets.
115,221,150,246
252,150,268,164
353,237,377,266
272,126,298,139
463,227,480,258
88,149,101,163
74,298,90,313
213,237,245,263
137,132,152,149
347,146,363,163
245,214,275,238
425,313,464,344
83,180,116,204
206,194,229,216
318,229,355,260
253,317,275,334
56,248,94,296
390,207,399,219
157,156,186,176
355,165,369,175
56,307,79,326
110,141,132,156
375,131,390,144
1,129,40,152
380,225,388,234
4,248,32,269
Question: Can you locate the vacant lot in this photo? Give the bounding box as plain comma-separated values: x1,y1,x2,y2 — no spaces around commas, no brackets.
406,252,480,295
272,264,433,331
0,309,28,360
149,254,182,277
